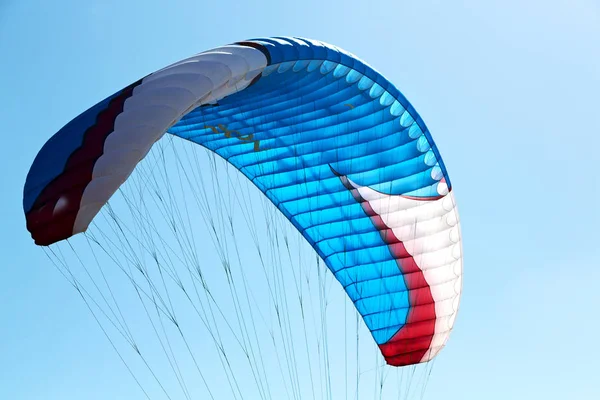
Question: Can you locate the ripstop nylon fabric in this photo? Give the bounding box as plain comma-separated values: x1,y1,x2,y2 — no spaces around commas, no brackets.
23,37,462,366
169,37,462,365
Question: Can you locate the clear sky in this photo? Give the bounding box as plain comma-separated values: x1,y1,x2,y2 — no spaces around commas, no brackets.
1,1,599,399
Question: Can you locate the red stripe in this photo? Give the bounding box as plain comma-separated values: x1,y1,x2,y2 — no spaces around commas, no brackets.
341,175,436,366
26,80,142,246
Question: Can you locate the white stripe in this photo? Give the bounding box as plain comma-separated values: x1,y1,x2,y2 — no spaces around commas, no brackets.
72,45,268,233
347,178,463,362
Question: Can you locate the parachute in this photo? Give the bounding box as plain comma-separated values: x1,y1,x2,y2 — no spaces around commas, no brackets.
24,37,462,397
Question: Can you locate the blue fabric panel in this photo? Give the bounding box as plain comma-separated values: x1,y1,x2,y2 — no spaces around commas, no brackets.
169,38,450,344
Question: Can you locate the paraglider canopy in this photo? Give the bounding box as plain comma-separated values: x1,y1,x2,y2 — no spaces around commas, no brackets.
24,37,462,368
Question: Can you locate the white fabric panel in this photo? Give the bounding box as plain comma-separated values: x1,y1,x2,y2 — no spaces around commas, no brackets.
349,181,463,363
72,45,268,233
134,74,215,98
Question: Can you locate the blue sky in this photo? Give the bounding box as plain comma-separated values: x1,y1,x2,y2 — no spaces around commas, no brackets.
1,1,599,399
